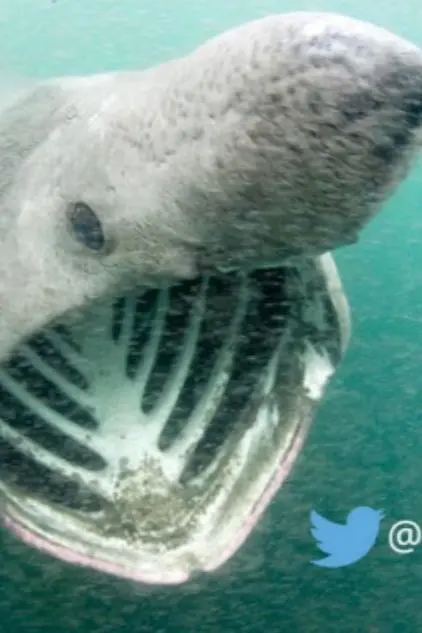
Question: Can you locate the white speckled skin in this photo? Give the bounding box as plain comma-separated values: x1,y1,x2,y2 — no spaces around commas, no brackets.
0,12,422,360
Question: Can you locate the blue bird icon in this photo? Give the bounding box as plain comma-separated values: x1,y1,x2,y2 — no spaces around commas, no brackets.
310,506,384,568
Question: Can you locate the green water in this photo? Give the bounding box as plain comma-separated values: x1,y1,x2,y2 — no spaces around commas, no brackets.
1,0,422,631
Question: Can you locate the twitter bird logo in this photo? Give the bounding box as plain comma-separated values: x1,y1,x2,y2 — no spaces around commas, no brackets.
310,506,384,568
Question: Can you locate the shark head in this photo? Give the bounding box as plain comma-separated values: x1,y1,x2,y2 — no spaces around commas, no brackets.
0,11,420,584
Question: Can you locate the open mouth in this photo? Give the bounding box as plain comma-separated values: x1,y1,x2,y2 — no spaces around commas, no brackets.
0,254,349,584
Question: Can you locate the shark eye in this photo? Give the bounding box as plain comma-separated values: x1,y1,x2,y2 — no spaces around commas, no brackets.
68,202,106,252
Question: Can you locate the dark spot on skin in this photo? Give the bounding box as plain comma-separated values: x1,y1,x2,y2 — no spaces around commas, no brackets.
403,99,422,129
308,91,324,116
286,142,303,155
340,94,382,124
391,130,410,150
269,92,282,104
372,129,411,163
372,144,394,162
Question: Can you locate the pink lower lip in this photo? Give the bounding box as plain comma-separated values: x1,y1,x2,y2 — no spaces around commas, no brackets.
3,426,306,584
3,516,188,585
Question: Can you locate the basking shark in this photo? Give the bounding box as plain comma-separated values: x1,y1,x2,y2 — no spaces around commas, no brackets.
0,11,421,584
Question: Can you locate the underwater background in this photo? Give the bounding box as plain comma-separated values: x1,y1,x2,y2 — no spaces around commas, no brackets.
1,0,422,631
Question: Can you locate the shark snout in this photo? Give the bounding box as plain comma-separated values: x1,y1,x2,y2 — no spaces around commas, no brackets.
147,12,422,269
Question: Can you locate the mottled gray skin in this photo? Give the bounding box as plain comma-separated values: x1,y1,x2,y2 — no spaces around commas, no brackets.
1,11,422,361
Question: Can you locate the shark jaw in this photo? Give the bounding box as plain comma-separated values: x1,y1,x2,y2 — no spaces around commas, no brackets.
0,254,349,585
